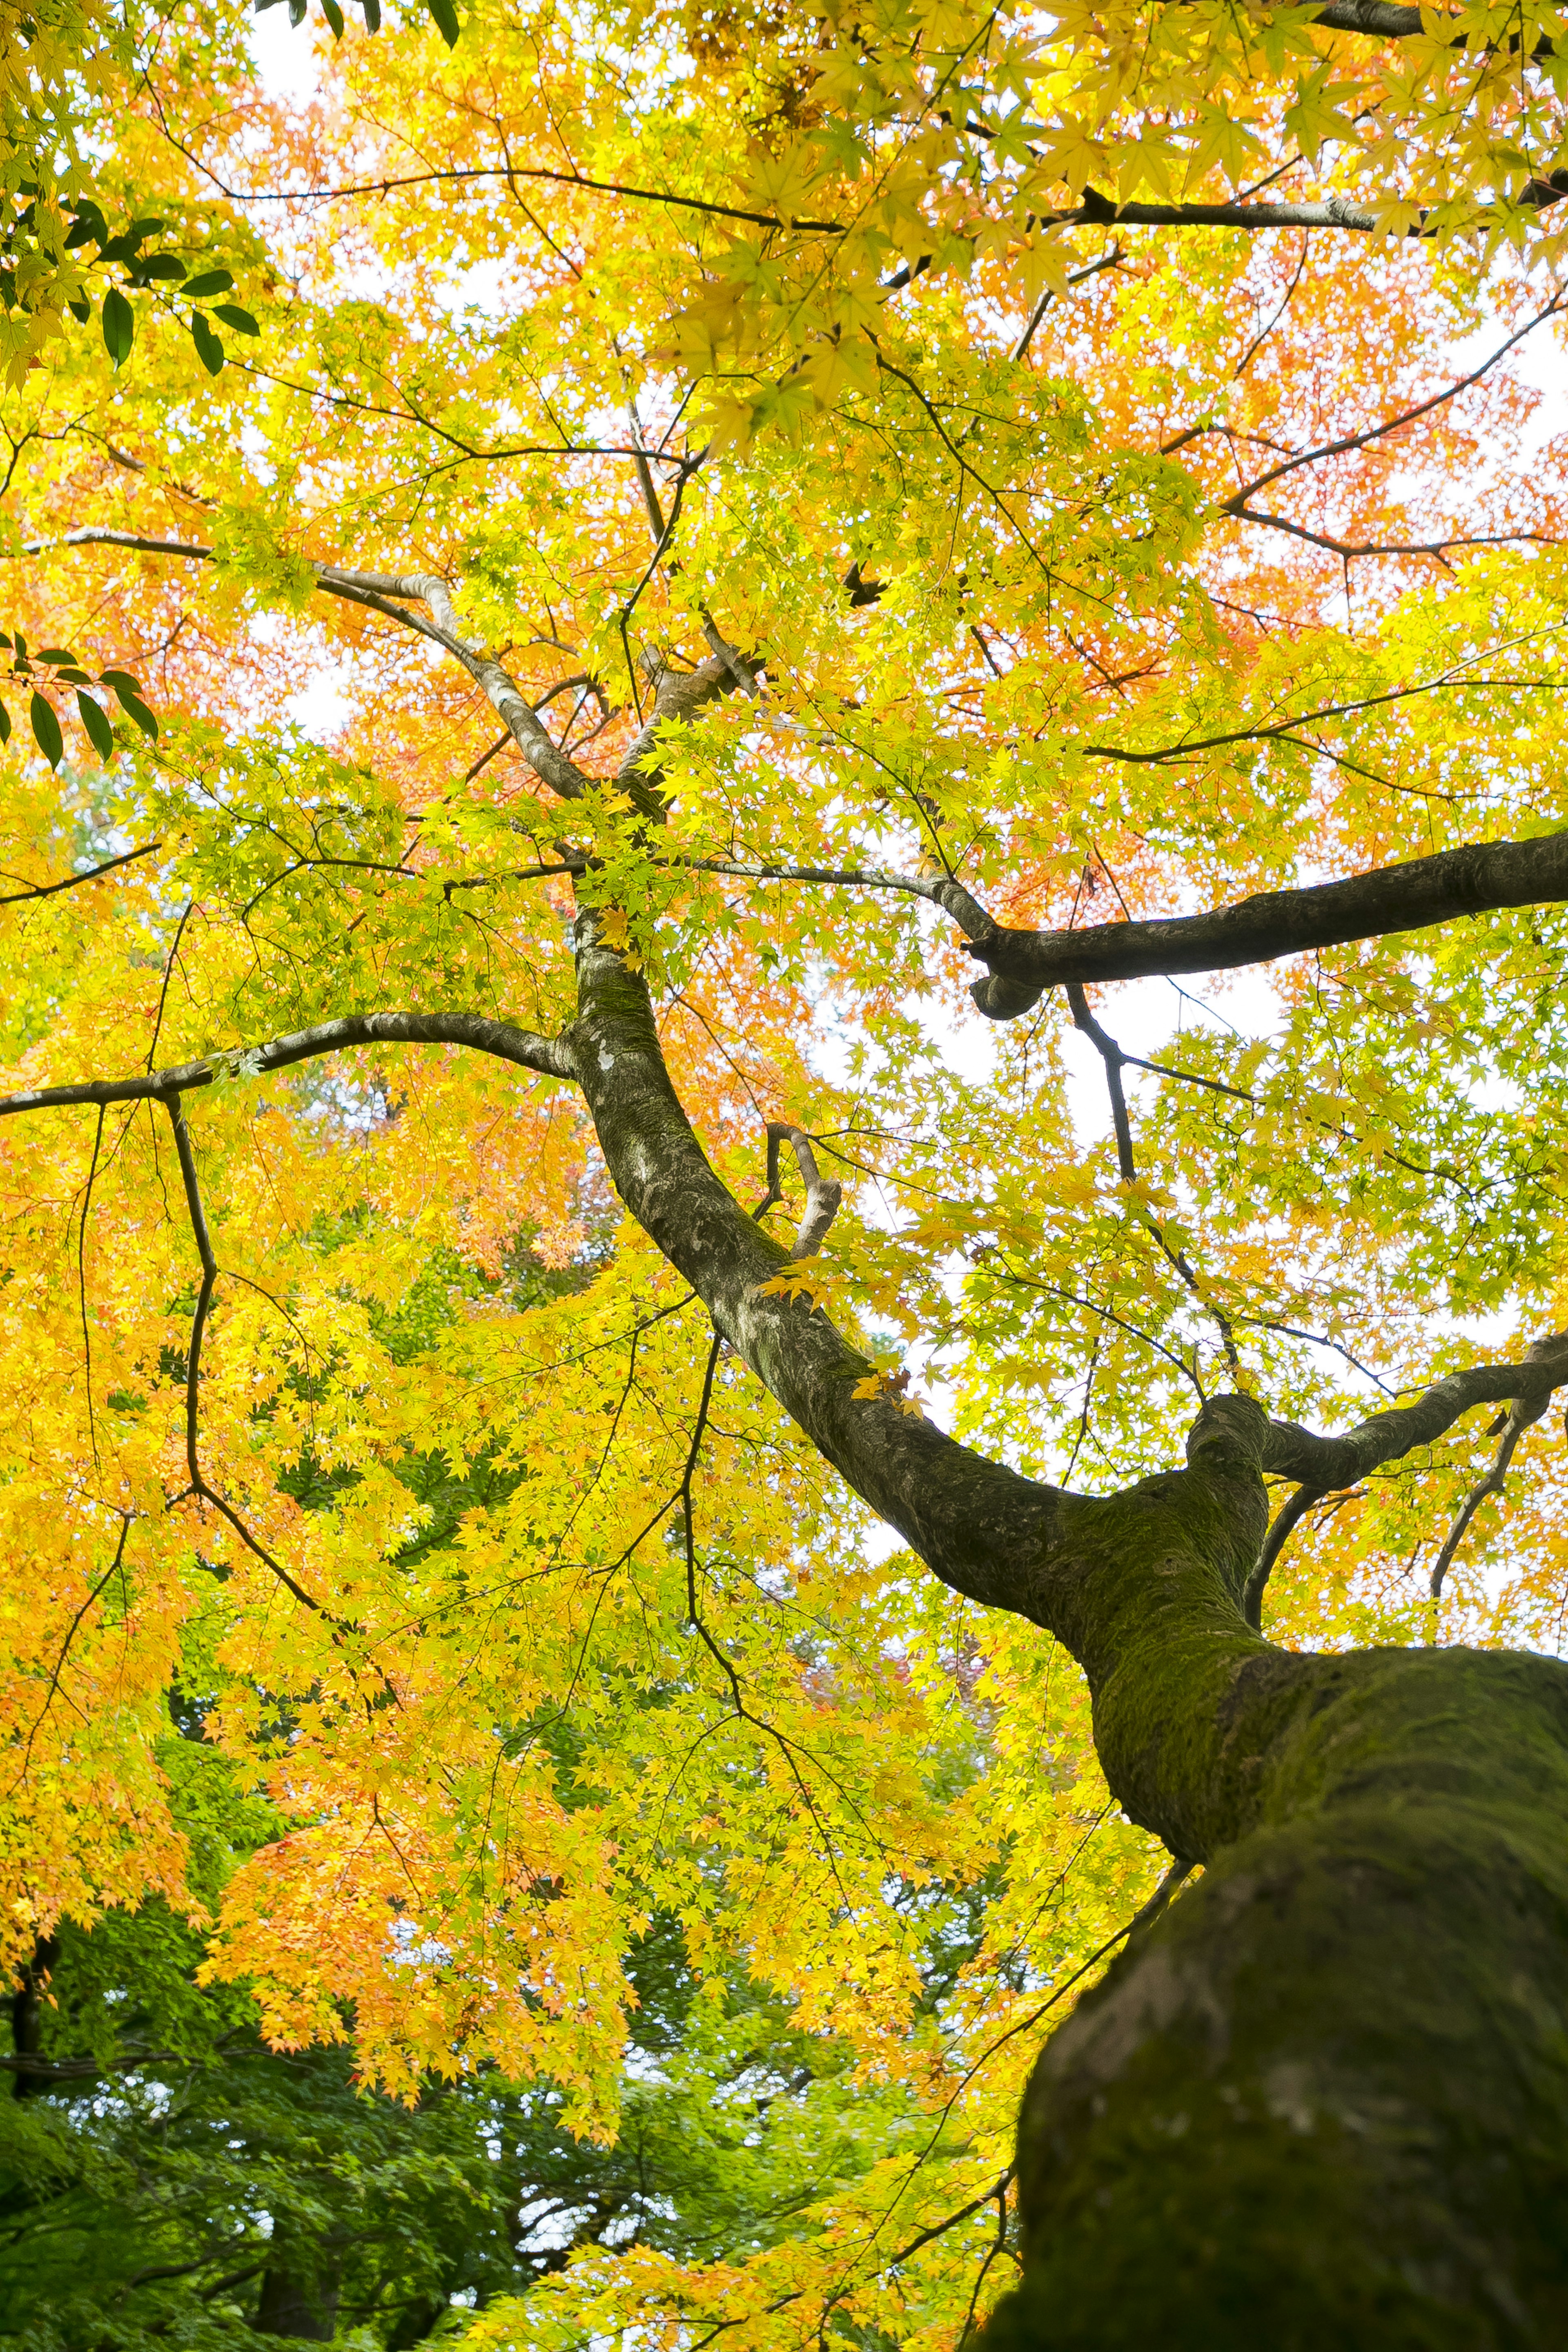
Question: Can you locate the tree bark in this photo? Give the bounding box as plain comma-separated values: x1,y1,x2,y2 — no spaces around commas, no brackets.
9,1933,58,2100
566,916,1568,2348
254,2237,342,2341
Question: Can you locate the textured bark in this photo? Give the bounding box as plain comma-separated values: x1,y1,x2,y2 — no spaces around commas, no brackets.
965,828,1568,1017
567,927,1568,2348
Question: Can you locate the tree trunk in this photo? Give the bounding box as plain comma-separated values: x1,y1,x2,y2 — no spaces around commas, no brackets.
254,2237,341,2341
565,919,1568,2348
9,1933,58,2100
983,1404,1568,2349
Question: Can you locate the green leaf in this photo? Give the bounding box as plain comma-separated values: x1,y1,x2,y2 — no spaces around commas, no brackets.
182,270,234,300
66,297,90,323
76,691,116,761
191,312,225,377
425,0,460,43
322,0,345,32
213,304,260,337
140,255,187,282
101,287,134,368
29,692,62,768
101,673,158,740
362,0,381,27
0,702,10,743
38,648,78,666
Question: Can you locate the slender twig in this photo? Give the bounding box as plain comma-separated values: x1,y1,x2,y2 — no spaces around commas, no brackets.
77,1105,105,1472
9,1512,132,1786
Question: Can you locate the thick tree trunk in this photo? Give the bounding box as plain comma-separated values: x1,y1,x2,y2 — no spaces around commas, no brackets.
564,922,1568,2348
984,1403,1568,2349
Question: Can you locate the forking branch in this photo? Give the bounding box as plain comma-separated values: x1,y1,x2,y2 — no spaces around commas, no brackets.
754,1123,843,1260
1245,1336,1568,1621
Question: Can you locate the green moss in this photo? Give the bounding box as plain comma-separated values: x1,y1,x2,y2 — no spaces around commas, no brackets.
987,1553,1568,2344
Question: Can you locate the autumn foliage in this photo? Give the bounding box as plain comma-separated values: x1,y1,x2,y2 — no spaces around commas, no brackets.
3,0,1568,2340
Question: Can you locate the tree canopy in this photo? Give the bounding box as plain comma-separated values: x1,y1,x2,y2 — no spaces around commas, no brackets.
4,0,1568,2342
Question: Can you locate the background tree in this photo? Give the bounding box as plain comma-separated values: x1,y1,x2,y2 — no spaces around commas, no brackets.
4,0,1568,2342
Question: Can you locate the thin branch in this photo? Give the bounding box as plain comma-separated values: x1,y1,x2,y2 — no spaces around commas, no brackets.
0,840,160,905
1066,981,1135,1181
1064,984,1241,1371
164,1100,332,1617
1011,247,1124,362
1242,1485,1325,1628
1428,1380,1558,1596
9,1513,132,1787
1221,294,1565,512
166,155,848,233
77,1106,105,1473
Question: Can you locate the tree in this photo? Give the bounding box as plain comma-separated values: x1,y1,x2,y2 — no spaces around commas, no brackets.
4,0,1568,2341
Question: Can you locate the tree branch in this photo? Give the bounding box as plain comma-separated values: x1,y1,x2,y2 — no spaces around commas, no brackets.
1428,1373,1562,1596
964,828,1568,1013
0,1010,577,1119
1261,1338,1568,1491
165,1099,333,1617
0,840,161,905
753,1123,843,1259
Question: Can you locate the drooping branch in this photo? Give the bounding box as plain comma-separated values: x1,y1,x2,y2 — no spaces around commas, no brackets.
1065,983,1135,1182
0,1010,576,1120
964,828,1568,1013
164,1099,332,1618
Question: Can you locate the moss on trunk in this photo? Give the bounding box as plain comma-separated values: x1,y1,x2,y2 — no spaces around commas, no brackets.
982,1406,1568,2347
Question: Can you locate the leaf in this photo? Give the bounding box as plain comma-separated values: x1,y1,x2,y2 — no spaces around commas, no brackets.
38,648,78,666
100,671,158,738
29,691,62,768
361,0,381,26
101,287,134,368
0,701,10,743
191,312,225,377
139,255,188,282
213,304,261,337
425,0,461,44
76,690,116,761
322,0,345,31
182,270,235,300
